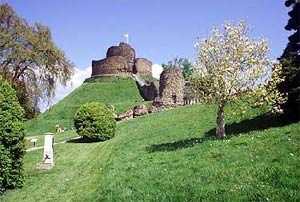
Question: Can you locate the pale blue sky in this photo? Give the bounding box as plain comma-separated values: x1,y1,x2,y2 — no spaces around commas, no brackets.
4,0,290,69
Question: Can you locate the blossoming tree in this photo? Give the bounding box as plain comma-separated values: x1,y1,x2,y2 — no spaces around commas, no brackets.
190,21,286,138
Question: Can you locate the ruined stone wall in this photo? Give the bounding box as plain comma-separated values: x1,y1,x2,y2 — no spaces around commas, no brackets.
133,58,152,75
91,42,152,77
106,42,136,67
158,68,184,107
92,56,130,75
92,43,135,76
137,81,158,101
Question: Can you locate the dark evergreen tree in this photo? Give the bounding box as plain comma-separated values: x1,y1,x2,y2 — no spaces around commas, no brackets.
279,0,300,121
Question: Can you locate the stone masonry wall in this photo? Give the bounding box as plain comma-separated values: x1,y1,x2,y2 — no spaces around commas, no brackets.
91,42,152,77
158,68,184,107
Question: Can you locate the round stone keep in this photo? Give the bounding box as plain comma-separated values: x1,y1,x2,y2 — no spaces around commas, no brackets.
106,42,136,64
92,56,131,75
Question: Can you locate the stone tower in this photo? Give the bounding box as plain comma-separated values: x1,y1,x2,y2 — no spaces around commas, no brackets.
91,42,152,77
91,42,135,76
159,68,184,107
151,68,184,112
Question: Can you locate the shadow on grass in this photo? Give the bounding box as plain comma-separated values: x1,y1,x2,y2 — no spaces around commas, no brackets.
146,137,214,153
205,113,291,138
147,113,291,153
66,137,103,143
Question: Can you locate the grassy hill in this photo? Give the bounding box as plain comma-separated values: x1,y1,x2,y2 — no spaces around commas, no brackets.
2,104,299,201
26,75,144,136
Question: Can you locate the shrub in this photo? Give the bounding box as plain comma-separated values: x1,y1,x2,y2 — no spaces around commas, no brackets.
0,77,25,194
74,102,116,141
0,144,12,193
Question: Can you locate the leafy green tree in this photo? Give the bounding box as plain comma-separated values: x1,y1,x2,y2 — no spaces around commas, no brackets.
162,57,193,81
279,0,300,121
0,76,25,193
0,3,74,118
190,21,286,138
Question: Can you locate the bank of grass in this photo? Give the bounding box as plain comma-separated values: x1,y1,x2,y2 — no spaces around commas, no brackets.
26,75,143,136
25,131,78,149
2,104,299,201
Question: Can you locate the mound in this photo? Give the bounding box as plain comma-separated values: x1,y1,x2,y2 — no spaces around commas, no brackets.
26,75,143,136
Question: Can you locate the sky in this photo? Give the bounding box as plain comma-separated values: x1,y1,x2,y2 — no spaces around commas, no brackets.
2,0,291,110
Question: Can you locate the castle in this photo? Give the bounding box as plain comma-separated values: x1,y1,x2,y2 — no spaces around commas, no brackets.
91,42,152,76
90,42,186,113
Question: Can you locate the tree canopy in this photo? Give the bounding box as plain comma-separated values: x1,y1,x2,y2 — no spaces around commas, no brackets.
190,21,286,138
279,0,300,121
162,57,193,82
0,3,74,118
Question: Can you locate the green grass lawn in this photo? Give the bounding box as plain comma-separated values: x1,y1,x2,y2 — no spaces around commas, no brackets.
26,75,143,136
1,104,299,201
25,131,79,149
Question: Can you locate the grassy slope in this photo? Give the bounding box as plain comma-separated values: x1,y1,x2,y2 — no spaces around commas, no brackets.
2,104,299,201
26,75,143,136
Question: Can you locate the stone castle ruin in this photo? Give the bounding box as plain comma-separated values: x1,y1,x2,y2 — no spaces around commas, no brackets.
159,68,184,106
90,42,187,118
151,68,184,112
91,42,152,76
91,42,157,101
133,58,153,76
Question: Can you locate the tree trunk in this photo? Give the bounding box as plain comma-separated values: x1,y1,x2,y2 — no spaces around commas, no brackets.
216,102,226,138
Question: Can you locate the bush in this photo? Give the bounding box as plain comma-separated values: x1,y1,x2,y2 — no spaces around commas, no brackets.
74,102,116,141
0,77,25,194
0,144,12,194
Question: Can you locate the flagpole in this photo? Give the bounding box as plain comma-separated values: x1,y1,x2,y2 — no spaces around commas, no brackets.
124,33,129,44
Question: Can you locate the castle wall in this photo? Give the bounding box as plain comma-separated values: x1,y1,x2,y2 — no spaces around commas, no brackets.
91,42,152,77
158,68,184,107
